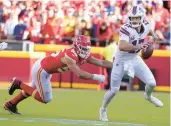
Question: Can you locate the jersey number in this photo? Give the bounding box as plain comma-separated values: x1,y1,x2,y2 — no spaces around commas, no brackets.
129,39,144,53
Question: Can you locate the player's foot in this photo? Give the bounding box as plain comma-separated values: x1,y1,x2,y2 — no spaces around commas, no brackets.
3,101,21,115
144,93,163,107
8,77,21,95
99,108,108,121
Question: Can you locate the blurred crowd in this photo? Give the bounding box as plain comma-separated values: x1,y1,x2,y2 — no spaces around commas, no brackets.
0,0,170,49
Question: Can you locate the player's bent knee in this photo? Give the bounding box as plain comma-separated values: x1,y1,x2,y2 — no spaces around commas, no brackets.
43,93,53,103
113,87,120,93
43,97,53,103
148,80,156,87
110,87,120,95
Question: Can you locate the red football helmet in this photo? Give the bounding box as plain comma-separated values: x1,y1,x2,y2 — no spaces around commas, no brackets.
73,35,91,59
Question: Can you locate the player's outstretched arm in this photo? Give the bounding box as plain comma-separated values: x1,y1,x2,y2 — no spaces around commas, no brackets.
87,56,112,68
0,42,8,50
63,54,105,82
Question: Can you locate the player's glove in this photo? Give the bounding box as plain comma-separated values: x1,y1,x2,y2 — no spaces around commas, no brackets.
0,42,8,50
93,74,105,83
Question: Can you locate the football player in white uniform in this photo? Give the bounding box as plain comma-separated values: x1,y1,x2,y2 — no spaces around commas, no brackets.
99,5,163,121
0,42,8,50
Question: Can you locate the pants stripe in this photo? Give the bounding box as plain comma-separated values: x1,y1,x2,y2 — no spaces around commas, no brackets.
37,67,45,101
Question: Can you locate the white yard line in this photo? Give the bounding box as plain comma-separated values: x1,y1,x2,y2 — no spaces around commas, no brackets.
0,117,147,126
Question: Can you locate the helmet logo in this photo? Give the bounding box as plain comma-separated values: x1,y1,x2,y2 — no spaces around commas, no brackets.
132,6,137,15
76,36,81,43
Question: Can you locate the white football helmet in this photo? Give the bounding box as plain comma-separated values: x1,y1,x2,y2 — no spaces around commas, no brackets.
127,5,146,28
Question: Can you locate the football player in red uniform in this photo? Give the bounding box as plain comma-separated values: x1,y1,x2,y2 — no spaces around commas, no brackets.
4,35,113,114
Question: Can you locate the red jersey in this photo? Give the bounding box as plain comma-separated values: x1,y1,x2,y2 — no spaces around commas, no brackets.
41,47,92,74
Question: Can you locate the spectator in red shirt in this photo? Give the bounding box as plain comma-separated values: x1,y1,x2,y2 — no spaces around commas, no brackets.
61,8,76,44
23,17,43,43
153,0,170,38
42,9,62,44
97,21,113,47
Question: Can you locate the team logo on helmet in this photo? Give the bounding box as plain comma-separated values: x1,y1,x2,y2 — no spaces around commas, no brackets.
127,5,146,28
132,6,137,15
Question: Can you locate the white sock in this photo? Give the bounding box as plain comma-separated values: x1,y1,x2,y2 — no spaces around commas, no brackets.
145,84,155,97
101,90,117,110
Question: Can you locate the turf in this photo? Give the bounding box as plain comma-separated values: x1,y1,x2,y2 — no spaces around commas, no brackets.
0,89,170,126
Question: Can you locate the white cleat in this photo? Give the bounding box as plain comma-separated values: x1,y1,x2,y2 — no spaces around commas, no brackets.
99,108,108,121
144,93,164,107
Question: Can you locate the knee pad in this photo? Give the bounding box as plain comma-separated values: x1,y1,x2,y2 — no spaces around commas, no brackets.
148,79,156,88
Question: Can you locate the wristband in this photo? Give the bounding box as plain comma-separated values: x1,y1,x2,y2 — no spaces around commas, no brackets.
93,74,100,81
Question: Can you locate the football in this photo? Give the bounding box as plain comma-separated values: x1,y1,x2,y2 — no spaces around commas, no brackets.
141,44,154,59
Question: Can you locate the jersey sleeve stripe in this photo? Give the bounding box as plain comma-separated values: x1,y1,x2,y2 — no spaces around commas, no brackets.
120,30,130,36
121,28,130,35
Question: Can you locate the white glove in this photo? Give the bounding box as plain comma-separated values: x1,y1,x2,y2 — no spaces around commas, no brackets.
93,74,105,83
0,42,8,50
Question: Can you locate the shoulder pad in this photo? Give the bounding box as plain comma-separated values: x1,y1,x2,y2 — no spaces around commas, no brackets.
120,24,130,36
143,20,149,25
65,49,78,62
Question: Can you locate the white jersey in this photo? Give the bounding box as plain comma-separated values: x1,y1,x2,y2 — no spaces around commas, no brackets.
114,20,150,61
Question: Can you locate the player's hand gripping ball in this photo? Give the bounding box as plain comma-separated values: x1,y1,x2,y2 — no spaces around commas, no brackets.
141,36,154,59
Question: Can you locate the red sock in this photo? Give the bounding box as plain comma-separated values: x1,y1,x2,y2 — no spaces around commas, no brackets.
10,90,29,105
20,82,44,103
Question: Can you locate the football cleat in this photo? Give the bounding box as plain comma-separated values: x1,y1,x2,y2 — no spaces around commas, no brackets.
99,108,108,121
8,77,21,95
144,93,163,107
3,101,21,115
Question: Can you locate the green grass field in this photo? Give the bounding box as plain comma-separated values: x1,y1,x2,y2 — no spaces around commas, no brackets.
0,89,170,126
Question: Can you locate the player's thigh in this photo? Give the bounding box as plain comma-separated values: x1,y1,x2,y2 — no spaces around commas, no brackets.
31,60,53,102
36,69,52,102
133,56,156,85
110,61,125,89
31,59,41,88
